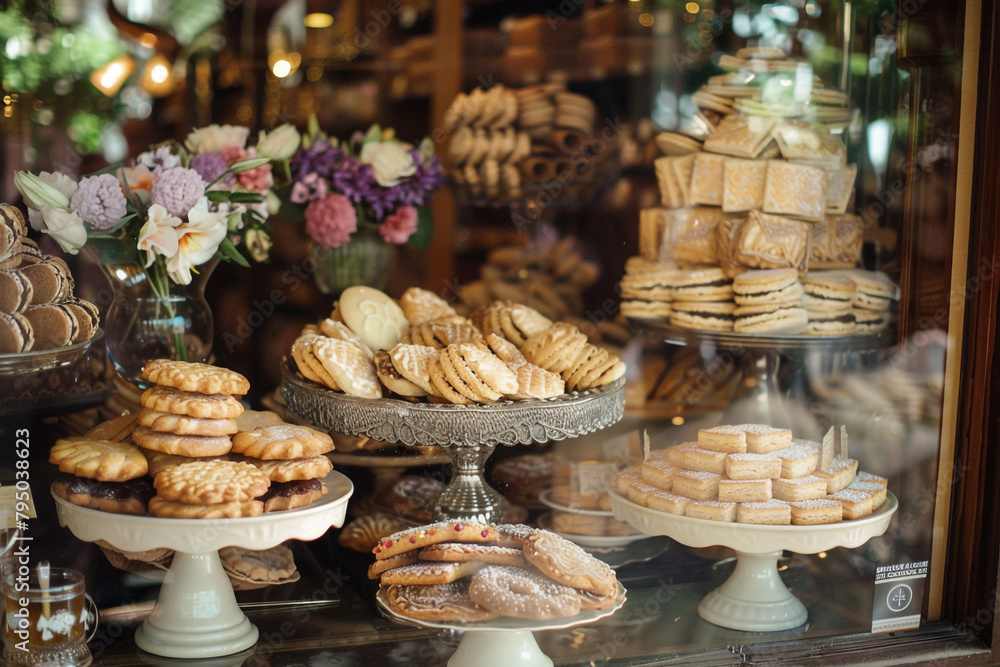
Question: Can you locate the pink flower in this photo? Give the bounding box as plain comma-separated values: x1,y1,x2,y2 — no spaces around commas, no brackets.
379,205,418,244
305,193,358,249
237,162,274,193
71,173,128,230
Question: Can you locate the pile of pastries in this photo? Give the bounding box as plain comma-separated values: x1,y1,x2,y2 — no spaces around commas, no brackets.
373,522,620,621
50,360,334,519
620,47,898,336
289,286,626,404
0,203,100,353
617,424,887,525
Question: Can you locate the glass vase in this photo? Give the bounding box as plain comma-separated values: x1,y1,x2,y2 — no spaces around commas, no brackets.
91,249,217,388
311,235,395,295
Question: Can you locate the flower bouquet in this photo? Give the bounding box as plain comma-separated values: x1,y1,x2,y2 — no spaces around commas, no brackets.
280,118,445,294
14,122,300,385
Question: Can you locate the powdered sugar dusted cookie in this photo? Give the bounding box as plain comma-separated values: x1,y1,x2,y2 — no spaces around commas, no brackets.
339,286,408,351
468,564,582,620
419,543,525,567
372,522,498,560
380,560,485,586
386,581,498,622
231,424,335,460
522,528,617,596
311,336,381,398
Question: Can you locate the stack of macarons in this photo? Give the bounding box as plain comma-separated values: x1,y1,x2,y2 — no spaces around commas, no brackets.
0,203,100,354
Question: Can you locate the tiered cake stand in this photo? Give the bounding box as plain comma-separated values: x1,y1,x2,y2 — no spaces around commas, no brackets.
631,320,890,430
610,488,897,632
52,471,353,659
281,361,625,523
376,583,626,667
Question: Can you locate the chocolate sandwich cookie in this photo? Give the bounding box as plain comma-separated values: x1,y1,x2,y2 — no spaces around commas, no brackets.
259,478,328,512
0,311,34,353
0,269,34,313
732,268,803,306
670,268,734,302
733,303,809,334
63,297,100,343
52,473,156,515
803,311,856,335
671,300,736,332
801,271,857,308
23,303,77,349
853,309,888,334
844,269,898,311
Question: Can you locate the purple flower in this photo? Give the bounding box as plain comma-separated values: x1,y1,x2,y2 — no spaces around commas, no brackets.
151,167,206,218
190,152,232,185
70,173,127,230
290,139,338,180
290,172,328,204
137,146,181,172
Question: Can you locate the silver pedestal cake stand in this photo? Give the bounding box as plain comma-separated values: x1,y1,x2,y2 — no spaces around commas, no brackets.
281,360,625,523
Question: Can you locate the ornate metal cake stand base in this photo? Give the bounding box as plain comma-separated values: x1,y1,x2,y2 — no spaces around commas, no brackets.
281,362,625,522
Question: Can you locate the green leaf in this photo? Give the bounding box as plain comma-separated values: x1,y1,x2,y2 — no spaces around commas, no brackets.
205,190,231,203
228,191,265,203
217,237,250,267
409,205,434,249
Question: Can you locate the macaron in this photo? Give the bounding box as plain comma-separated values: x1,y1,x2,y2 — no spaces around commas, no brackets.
732,268,803,305
671,300,736,332
22,304,76,350
671,268,734,302
733,303,809,334
0,269,34,314
0,311,34,353
844,270,898,311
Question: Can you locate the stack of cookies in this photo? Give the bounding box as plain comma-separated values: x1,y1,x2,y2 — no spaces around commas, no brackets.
443,83,614,204
373,523,620,621
0,203,100,353
288,286,626,405
616,424,888,526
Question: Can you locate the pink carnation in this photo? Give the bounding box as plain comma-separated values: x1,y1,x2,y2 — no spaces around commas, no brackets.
379,205,418,244
305,193,358,249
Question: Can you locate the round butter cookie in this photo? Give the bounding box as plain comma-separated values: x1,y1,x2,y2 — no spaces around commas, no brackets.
147,496,263,519
231,424,335,460
50,438,148,482
131,425,234,457
142,360,250,396
137,409,238,436
241,455,333,483
153,460,270,505
140,385,245,420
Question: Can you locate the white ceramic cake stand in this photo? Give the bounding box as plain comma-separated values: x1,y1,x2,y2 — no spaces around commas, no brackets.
610,489,897,632
52,471,353,659
376,582,626,667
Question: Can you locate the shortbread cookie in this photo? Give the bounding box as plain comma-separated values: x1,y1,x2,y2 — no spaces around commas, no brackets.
52,475,155,515
718,478,772,503
140,385,245,419
338,286,409,351
319,318,375,360
220,544,299,590
788,498,843,525
241,455,333,483
142,450,233,478
725,452,782,480
49,438,148,482
521,323,588,374
698,425,748,453
154,460,271,505
380,560,486,586
137,409,238,436
440,342,519,402
260,478,328,512
737,499,792,525
386,581,498,622
420,543,525,567
374,348,425,397
372,522,498,560
142,360,250,396
388,344,441,396
522,529,617,596
292,333,340,390
400,287,459,325
738,424,793,453
772,475,828,502
231,424,335,460
671,469,722,500
428,356,474,404
312,336,381,398
468,565,582,620
368,552,420,579
339,513,415,553
130,425,234,457
147,496,264,519
686,499,737,522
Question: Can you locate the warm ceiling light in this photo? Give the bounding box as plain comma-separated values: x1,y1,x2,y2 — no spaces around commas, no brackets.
272,59,292,78
685,2,700,13
304,12,334,29
140,53,174,97
90,55,135,96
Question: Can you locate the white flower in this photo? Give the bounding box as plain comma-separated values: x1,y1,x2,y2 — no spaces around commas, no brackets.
35,206,87,254
257,124,301,160
166,197,227,285
14,171,77,232
359,141,416,187
185,124,250,154
137,204,182,267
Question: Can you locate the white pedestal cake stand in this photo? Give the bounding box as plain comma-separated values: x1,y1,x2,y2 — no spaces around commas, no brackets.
52,471,353,659
610,489,897,632
376,583,626,667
